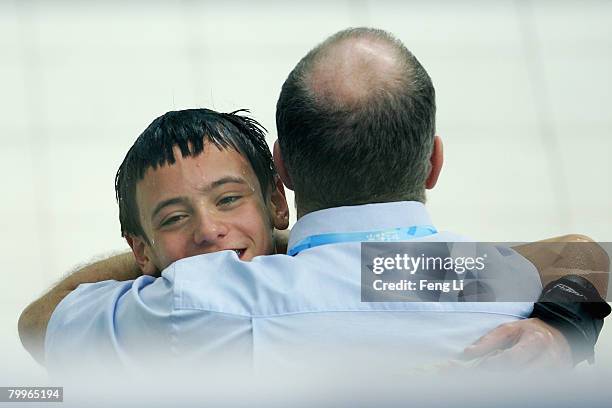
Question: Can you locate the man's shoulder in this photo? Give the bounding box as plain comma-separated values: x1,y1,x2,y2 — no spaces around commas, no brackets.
165,249,356,316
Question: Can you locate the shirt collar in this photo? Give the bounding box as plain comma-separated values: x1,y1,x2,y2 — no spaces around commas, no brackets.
287,201,434,253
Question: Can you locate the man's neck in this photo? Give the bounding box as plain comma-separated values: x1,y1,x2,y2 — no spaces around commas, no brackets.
295,197,427,220
288,201,434,254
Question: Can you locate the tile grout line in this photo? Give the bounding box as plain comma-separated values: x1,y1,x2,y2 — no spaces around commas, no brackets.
15,0,57,288
515,0,573,232
180,0,211,110
348,0,371,27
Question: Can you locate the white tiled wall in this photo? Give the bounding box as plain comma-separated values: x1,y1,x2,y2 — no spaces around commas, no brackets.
1,0,611,377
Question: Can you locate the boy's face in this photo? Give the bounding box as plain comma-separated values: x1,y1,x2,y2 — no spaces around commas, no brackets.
128,142,289,275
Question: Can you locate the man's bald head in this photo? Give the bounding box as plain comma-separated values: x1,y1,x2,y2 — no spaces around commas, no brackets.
308,32,408,108
276,28,436,216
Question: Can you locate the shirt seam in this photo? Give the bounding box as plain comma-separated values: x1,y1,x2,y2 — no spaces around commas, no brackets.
170,307,531,320
170,262,180,356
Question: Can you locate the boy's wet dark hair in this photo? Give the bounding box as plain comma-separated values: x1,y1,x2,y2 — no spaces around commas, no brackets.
115,108,275,242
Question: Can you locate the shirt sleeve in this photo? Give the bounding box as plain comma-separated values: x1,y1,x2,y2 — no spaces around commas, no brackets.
44,252,294,371
44,274,175,371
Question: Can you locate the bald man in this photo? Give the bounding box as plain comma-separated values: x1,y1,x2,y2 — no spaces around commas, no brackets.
23,27,608,373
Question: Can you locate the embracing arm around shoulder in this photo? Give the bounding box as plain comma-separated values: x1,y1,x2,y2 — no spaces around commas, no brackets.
462,234,610,368
513,234,609,297
18,252,142,365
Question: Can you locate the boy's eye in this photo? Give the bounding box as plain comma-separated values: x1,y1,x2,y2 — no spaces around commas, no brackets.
218,195,241,206
161,214,187,227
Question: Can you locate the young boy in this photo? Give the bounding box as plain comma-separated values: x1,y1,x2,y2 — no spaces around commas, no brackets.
115,108,289,276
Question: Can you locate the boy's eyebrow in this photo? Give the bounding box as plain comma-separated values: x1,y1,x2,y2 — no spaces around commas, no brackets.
151,197,188,221
150,177,250,221
203,176,249,192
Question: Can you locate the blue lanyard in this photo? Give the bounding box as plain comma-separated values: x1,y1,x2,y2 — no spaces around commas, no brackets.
287,225,438,256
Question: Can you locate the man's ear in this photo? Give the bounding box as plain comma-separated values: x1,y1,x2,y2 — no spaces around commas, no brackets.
268,176,290,230
426,135,444,190
273,140,294,190
125,235,158,276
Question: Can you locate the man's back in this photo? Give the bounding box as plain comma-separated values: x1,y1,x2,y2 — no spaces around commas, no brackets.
45,202,541,371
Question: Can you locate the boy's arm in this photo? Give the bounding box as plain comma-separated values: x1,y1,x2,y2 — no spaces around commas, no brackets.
18,252,142,365
463,234,610,367
513,234,609,297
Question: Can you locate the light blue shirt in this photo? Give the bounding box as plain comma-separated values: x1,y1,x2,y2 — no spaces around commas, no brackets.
45,202,541,371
